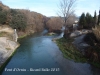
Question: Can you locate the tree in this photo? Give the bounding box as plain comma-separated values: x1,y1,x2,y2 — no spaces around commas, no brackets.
46,17,63,33
0,11,7,24
66,14,77,26
79,12,94,29
10,13,27,31
58,0,76,38
9,9,27,30
78,13,86,29
58,0,76,26
93,10,97,26
97,10,100,25
85,13,93,28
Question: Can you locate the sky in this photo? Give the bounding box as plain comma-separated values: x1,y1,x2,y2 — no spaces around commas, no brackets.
1,0,100,17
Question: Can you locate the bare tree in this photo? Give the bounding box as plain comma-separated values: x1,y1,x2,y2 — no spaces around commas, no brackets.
58,0,77,38
58,0,76,26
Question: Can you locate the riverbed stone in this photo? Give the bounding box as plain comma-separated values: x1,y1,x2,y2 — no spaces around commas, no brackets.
70,31,82,37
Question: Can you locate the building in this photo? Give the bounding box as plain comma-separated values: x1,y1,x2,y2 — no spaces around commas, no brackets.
73,20,78,31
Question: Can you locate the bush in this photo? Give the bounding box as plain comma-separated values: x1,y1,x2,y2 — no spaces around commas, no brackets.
46,17,63,33
0,11,7,24
92,26,100,42
84,33,98,46
9,13,27,31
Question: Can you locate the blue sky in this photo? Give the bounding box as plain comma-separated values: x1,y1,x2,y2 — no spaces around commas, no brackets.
1,0,100,17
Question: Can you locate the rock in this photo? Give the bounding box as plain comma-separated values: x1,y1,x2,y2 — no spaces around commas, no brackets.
70,29,92,38
0,37,19,67
70,33,77,37
70,31,82,37
73,34,90,55
0,26,19,68
47,32,56,36
79,43,89,47
82,29,88,34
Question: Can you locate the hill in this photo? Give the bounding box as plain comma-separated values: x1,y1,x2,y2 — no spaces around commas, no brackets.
0,1,47,37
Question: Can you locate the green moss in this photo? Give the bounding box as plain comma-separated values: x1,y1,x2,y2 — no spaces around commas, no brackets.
18,34,27,39
56,37,87,62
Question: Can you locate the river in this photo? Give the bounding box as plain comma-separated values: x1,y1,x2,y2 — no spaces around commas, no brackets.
1,29,100,75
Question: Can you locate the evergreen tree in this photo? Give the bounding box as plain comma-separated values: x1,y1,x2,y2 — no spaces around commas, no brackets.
78,13,86,29
94,10,97,25
85,13,93,28
97,10,100,25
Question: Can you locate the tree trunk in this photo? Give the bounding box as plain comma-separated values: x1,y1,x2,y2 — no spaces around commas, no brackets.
63,25,70,38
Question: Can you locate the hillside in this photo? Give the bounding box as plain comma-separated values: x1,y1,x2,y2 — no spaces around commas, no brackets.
0,1,67,38
0,1,9,11
0,2,48,37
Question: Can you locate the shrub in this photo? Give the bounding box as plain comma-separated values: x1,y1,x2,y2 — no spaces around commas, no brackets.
9,13,27,31
0,11,7,24
84,33,98,46
92,26,100,42
46,17,63,33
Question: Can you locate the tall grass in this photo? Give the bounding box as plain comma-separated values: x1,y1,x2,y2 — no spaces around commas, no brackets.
92,26,100,42
56,38,87,62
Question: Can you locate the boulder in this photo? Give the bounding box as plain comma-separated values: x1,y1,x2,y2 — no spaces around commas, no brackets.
70,31,82,37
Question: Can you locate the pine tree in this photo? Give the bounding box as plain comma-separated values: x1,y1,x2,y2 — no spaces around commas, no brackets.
78,13,86,29
94,11,97,24
97,10,100,25
85,12,93,29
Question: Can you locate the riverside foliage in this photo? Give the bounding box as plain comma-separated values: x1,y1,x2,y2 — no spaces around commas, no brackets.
0,2,64,37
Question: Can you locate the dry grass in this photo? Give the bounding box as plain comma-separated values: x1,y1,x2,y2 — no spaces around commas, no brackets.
92,26,100,42
0,25,14,40
0,32,13,40
0,25,14,34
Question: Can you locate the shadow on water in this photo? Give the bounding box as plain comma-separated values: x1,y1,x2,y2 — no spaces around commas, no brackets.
1,29,100,75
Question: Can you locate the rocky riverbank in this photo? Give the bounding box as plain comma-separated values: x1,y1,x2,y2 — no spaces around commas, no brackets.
55,29,100,68
0,25,19,70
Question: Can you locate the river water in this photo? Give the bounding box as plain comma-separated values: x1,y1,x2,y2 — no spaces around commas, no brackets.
1,29,100,75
